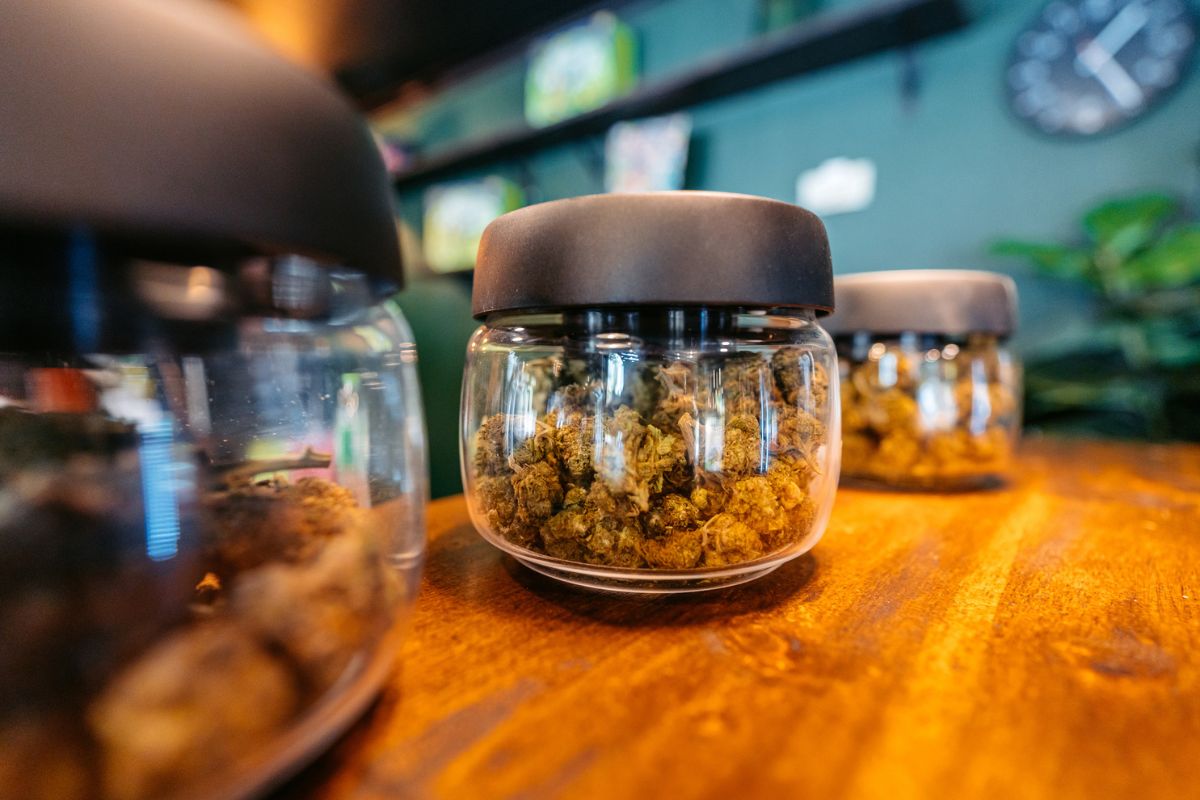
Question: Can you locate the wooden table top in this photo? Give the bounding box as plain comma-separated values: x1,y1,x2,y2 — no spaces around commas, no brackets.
285,438,1200,800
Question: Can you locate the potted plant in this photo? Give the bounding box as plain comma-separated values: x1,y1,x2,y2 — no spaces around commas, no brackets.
993,193,1200,440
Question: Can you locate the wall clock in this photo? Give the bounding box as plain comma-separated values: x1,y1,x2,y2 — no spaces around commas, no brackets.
1006,0,1197,136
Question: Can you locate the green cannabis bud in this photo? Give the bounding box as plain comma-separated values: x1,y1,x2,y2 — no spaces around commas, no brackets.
470,347,830,570
840,335,1017,488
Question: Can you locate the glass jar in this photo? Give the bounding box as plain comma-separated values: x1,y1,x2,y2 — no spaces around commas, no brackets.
824,270,1020,490
460,192,840,592
2,3,426,797
0,233,426,800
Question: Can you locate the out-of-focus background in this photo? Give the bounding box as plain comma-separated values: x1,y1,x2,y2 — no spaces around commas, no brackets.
229,0,1200,498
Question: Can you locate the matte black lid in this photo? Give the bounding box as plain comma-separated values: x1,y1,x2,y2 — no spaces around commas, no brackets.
472,192,833,318
0,0,401,283
822,270,1018,337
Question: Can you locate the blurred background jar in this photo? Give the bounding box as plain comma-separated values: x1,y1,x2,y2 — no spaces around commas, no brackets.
460,192,839,593
0,2,425,799
824,270,1020,491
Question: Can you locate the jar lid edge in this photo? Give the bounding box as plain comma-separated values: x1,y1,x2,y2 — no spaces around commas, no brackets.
823,269,1018,336
472,192,834,319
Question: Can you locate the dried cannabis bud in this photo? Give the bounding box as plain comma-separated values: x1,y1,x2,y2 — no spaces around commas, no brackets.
471,347,830,569
87,472,399,800
0,403,403,800
839,336,1016,488
88,621,299,800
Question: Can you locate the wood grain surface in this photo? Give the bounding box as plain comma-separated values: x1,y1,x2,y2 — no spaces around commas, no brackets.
281,438,1200,800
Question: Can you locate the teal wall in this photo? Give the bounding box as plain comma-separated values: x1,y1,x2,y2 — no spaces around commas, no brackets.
383,0,1200,497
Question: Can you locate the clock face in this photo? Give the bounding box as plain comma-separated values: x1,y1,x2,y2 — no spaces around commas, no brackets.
1006,0,1197,136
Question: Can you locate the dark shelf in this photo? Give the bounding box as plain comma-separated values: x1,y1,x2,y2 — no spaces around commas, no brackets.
390,0,969,188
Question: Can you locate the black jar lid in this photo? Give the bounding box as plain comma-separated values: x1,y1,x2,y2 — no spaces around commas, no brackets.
0,0,401,284
822,269,1018,337
472,192,833,319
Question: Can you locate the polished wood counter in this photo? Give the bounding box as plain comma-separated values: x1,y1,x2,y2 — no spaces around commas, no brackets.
286,438,1200,800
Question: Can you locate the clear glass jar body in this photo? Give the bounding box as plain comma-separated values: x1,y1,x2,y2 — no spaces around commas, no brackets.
837,331,1021,490
0,265,426,800
460,307,840,593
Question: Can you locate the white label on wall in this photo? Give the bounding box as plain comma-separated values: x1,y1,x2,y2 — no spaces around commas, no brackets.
796,157,877,216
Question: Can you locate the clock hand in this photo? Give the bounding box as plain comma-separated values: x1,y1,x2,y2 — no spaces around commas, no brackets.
1075,2,1151,111
1080,49,1145,109
1090,1,1150,56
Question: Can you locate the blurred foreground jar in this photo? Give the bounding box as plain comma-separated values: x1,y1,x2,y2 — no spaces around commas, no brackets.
0,243,427,800
825,270,1020,490
460,192,840,592
0,2,425,799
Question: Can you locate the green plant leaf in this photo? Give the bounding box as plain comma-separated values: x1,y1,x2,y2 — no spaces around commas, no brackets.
1111,315,1200,368
990,239,1093,282
1123,225,1200,289
1082,193,1178,254
994,191,1200,440
1118,284,1200,316
1023,371,1154,414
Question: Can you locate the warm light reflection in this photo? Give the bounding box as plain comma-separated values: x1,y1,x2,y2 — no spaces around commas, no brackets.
231,1,325,68
185,266,223,305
